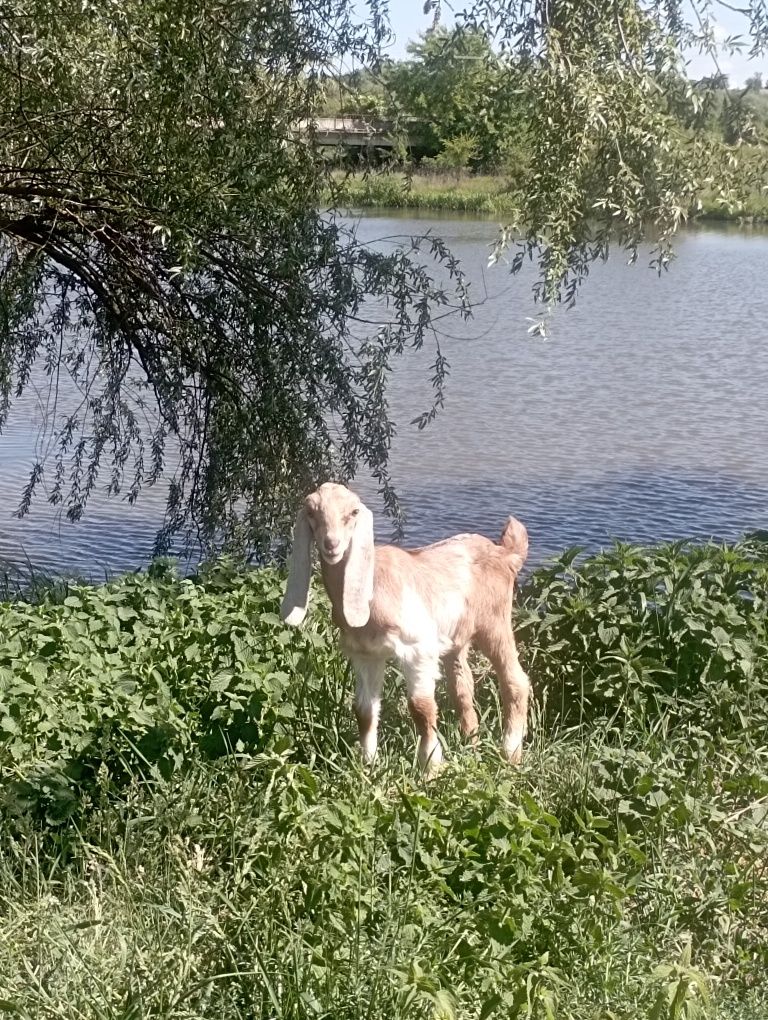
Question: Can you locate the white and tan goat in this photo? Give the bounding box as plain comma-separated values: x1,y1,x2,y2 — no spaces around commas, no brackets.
280,482,530,771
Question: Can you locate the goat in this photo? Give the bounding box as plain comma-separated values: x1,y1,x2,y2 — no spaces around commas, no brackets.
280,482,530,772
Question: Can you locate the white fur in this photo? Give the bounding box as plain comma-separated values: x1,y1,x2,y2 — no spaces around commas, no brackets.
352,655,386,762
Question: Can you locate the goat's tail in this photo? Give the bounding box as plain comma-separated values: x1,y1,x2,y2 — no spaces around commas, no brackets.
499,515,528,574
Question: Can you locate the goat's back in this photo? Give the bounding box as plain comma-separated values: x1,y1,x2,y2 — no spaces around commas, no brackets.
362,523,526,652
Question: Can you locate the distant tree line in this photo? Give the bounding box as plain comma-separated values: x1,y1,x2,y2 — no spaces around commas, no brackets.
321,27,768,173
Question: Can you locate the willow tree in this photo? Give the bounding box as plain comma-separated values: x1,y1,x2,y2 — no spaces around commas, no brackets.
0,0,468,553
1,1,767,554
384,27,528,171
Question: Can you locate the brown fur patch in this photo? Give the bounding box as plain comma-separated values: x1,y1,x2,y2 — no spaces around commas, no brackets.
407,693,438,740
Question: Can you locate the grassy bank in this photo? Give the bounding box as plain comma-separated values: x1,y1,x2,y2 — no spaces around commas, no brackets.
332,172,521,216
332,172,768,224
1,542,767,1018
695,191,768,224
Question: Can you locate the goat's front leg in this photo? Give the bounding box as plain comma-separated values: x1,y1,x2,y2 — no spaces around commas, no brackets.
403,655,443,773
351,654,387,763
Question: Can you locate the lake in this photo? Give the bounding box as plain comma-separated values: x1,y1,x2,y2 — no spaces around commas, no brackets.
1,212,767,578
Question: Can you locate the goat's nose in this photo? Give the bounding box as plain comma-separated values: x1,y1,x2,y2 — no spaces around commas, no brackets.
324,536,340,553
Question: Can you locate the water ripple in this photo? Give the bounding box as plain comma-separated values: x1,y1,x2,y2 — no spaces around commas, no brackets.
1,218,767,577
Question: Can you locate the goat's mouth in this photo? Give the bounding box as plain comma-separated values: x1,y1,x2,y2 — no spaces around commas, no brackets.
320,548,345,565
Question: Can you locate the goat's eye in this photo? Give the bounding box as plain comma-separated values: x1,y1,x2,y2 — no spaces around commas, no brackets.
350,508,360,518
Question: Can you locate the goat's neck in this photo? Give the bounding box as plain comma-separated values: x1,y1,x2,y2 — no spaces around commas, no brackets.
319,554,347,627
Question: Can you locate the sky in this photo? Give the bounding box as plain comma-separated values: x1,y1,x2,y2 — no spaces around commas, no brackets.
381,0,766,85
380,0,453,59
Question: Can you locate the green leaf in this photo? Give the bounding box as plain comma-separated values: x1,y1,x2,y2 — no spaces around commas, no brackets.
210,671,234,693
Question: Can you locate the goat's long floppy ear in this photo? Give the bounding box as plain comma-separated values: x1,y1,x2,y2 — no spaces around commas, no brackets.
343,505,375,628
281,508,313,626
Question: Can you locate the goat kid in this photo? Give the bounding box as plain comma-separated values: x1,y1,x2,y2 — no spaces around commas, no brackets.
280,482,530,772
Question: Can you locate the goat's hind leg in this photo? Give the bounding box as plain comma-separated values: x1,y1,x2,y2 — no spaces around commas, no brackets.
351,654,387,763
477,628,530,764
445,645,479,743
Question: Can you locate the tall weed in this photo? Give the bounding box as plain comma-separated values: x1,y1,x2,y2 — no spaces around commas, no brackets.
0,559,354,821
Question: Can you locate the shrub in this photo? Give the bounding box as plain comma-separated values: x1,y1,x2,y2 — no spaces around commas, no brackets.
515,538,768,742
0,559,352,821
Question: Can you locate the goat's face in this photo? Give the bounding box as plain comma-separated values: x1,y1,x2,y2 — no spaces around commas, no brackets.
304,483,364,565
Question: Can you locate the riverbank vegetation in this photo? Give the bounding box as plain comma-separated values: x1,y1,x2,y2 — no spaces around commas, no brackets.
333,172,522,216
333,171,768,223
1,538,766,1018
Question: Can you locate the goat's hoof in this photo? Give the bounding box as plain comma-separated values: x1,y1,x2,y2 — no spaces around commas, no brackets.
502,742,524,765
359,742,378,767
422,759,445,780
418,741,444,778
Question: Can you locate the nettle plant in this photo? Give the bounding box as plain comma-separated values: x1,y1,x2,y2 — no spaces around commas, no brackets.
515,537,768,739
1,539,766,831
0,562,355,820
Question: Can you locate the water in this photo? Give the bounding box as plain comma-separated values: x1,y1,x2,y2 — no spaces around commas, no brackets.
354,214,768,561
1,213,767,577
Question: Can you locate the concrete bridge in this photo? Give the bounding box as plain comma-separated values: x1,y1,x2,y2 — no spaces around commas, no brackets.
298,116,423,151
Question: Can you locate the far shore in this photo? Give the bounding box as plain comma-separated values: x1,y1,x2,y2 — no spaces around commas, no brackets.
329,171,768,224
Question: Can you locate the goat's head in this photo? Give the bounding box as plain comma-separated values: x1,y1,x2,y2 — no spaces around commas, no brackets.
281,482,375,629
304,482,365,565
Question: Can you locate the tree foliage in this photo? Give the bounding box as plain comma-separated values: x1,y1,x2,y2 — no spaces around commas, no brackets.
462,0,768,304
745,71,764,92
0,0,467,553
384,27,528,171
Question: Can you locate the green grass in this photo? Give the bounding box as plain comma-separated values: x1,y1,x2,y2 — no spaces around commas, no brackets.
695,190,768,224
331,171,522,216
330,171,768,225
1,541,767,1018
